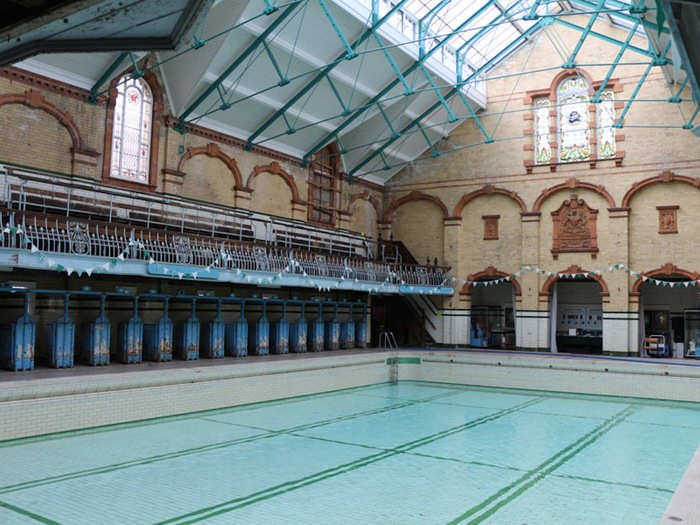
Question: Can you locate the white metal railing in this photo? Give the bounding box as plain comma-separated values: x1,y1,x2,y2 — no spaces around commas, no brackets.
0,163,375,259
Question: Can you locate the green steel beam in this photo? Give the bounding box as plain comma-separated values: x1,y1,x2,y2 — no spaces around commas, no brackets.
571,0,669,35
420,63,456,122
377,102,399,138
684,105,700,129
524,0,541,21
318,0,356,59
419,0,453,57
327,77,350,115
245,0,410,148
263,40,288,85
669,76,688,103
592,18,640,102
175,1,302,133
615,40,672,127
373,31,412,95
349,21,542,176
417,123,439,155
554,18,664,59
301,0,501,166
87,52,129,104
563,0,605,68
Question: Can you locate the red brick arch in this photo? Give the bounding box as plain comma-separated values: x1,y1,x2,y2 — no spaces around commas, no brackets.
452,185,527,217
540,265,610,297
622,170,700,208
246,161,302,203
460,266,522,296
631,263,700,294
347,190,381,217
383,191,448,223
0,90,85,152
178,142,244,189
533,178,615,212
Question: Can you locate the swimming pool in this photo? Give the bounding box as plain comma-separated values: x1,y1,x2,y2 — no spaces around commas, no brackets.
0,381,697,524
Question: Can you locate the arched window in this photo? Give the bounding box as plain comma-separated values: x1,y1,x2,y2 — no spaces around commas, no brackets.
557,76,590,162
110,76,153,183
533,74,616,165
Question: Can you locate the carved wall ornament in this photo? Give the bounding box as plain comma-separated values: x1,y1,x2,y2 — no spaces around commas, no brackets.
657,205,679,234
482,215,500,240
68,222,90,255
551,194,599,257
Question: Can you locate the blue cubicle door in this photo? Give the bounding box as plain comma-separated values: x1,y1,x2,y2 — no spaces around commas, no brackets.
290,318,307,353
272,319,289,354
0,312,36,371
225,316,248,357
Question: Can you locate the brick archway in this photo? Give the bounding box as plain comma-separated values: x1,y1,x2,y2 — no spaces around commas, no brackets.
460,266,522,296
532,178,615,212
178,142,244,190
631,263,700,294
452,185,527,217
540,265,610,297
0,90,85,152
622,170,700,208
246,161,302,203
383,191,448,223
347,190,381,217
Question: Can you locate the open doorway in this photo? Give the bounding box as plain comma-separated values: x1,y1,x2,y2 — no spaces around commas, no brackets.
554,279,603,354
638,273,698,358
470,281,516,349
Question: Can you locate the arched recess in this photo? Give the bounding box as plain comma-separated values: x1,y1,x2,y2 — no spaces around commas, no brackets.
382,190,448,223
460,266,522,296
246,161,302,203
178,143,244,189
533,178,615,213
347,190,381,217
631,263,700,294
102,66,165,190
540,265,610,297
452,185,526,217
622,171,700,208
0,90,85,151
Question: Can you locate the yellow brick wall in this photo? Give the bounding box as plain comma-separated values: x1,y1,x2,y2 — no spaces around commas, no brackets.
386,15,700,323
391,200,444,265
248,171,294,217
179,153,238,207
347,199,378,240
0,103,74,174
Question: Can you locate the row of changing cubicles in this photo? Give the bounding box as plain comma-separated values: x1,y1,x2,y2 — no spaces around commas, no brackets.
0,288,368,371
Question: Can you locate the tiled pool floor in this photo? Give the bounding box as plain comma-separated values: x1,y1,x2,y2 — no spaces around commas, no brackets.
1,381,698,524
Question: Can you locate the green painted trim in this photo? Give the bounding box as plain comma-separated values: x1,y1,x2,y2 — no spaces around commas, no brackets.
515,346,550,352
0,499,61,524
0,381,392,447
0,387,458,495
156,397,544,524
446,405,636,524
386,357,421,364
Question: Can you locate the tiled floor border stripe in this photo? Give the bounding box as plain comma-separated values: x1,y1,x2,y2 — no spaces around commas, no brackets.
0,499,60,524
155,398,545,524
0,389,462,495
0,381,397,448
446,405,637,524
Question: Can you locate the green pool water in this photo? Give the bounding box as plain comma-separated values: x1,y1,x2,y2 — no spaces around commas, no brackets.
0,381,698,524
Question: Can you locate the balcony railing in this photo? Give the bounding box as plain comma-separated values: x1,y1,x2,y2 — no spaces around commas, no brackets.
0,164,451,287
0,162,374,260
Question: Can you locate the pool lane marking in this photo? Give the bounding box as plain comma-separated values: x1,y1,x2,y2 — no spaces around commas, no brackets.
445,404,637,525
0,381,399,449
0,389,462,495
285,431,674,495
0,499,61,524
155,397,545,525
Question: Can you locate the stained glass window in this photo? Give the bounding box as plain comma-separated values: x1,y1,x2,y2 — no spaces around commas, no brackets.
110,76,153,183
534,97,551,164
557,76,590,162
597,90,616,159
